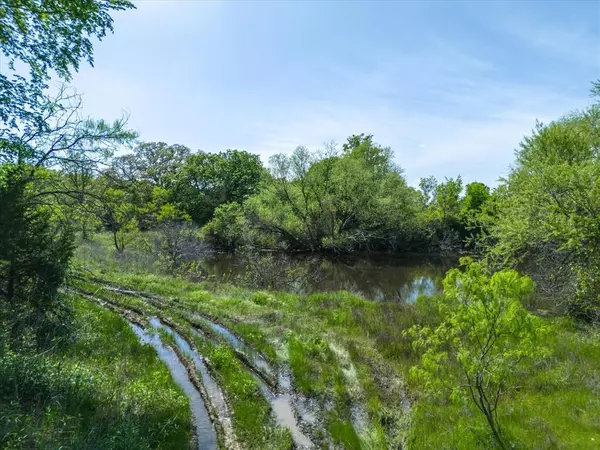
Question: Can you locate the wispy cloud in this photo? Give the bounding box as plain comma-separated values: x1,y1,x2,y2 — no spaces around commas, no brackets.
65,1,596,188
247,40,588,187
510,26,600,68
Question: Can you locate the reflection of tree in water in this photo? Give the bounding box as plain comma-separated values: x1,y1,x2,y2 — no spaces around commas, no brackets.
396,277,437,303
313,255,449,301
199,252,453,302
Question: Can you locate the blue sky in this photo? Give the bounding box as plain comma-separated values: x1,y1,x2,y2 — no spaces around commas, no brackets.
67,0,599,186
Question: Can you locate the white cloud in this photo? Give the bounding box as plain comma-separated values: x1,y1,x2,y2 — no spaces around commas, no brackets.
64,1,595,189
507,23,600,69
246,47,589,187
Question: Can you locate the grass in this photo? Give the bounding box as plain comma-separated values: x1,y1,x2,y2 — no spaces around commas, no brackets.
193,338,293,449
0,294,191,449
76,279,293,449
66,233,600,449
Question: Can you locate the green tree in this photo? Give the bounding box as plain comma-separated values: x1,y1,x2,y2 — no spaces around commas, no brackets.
0,93,133,344
419,176,465,252
0,0,135,343
407,259,547,448
0,0,135,132
249,136,421,251
117,142,191,188
0,165,74,346
487,102,600,321
462,182,491,213
203,202,249,251
434,176,463,221
174,149,264,225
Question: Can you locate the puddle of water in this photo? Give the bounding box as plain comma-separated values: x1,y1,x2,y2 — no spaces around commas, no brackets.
350,403,368,435
123,296,313,448
295,397,318,425
272,393,313,449
278,372,292,391
128,323,217,450
252,374,313,449
191,313,274,378
189,320,312,448
149,318,229,419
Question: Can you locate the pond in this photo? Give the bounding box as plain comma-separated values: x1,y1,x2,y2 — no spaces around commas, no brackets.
198,252,455,302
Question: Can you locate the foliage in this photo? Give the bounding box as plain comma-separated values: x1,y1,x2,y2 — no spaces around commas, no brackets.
202,202,249,251
127,141,191,188
0,165,75,347
418,175,474,252
174,149,264,225
0,0,134,82
462,182,491,213
0,88,134,340
407,259,548,447
487,104,600,321
0,0,135,347
247,135,423,251
0,0,135,131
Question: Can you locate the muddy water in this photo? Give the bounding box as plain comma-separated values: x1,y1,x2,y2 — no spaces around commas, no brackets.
189,315,313,448
148,318,229,420
191,313,274,379
254,372,314,449
128,323,218,450
199,253,454,302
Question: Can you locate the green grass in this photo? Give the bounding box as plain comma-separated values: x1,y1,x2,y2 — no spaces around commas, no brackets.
0,294,191,449
71,233,600,449
193,337,293,449
75,279,293,450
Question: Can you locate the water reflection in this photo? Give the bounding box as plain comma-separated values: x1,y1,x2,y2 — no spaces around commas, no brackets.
199,253,454,302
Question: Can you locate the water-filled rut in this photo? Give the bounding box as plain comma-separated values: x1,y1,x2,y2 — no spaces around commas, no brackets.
148,318,237,448
76,279,319,449
128,322,218,450
188,315,315,449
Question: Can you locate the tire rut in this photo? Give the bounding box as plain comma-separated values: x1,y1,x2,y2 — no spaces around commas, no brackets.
71,278,322,449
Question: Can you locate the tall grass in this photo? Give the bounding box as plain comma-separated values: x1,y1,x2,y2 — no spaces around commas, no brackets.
72,233,600,449
0,294,191,449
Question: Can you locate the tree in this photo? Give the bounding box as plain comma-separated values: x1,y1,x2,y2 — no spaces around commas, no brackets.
418,176,465,252
0,165,75,345
407,259,547,448
434,176,463,221
174,149,264,224
203,202,249,251
248,136,422,251
419,176,437,206
0,0,134,81
487,102,600,321
119,142,191,188
61,153,100,240
0,0,135,132
0,87,134,341
462,182,491,213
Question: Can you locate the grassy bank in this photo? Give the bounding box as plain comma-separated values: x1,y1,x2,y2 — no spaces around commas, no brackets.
0,294,191,449
70,235,600,449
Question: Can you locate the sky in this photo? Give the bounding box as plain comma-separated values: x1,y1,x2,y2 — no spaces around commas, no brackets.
65,0,600,186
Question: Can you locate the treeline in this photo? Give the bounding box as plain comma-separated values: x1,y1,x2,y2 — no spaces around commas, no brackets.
3,86,600,330
46,94,600,324
58,133,493,256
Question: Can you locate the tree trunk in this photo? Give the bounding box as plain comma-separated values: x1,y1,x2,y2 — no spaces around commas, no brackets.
483,410,505,449
113,229,123,253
